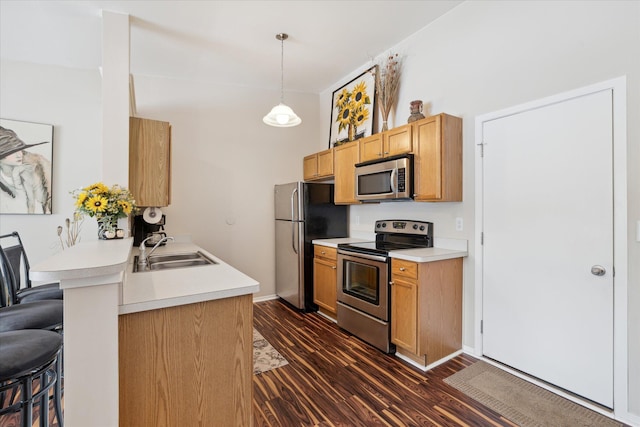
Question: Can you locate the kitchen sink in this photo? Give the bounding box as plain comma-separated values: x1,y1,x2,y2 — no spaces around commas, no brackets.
132,251,217,273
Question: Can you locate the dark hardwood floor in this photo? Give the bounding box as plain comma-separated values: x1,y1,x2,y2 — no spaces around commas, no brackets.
253,299,518,427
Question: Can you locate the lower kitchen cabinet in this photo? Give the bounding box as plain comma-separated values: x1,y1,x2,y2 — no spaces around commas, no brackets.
390,257,462,366
313,245,338,316
119,294,253,426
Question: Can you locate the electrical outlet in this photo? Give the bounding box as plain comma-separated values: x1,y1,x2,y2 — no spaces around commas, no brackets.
455,217,463,231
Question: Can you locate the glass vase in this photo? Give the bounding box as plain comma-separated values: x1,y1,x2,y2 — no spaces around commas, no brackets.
98,217,118,240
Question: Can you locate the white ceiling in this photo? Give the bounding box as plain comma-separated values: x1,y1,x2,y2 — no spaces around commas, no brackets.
0,0,464,94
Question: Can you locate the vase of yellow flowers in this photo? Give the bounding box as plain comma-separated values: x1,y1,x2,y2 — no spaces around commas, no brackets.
72,182,137,240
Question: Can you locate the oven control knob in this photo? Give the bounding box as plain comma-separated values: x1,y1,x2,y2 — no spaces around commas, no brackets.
382,222,387,228
420,225,425,231
376,223,381,228
413,224,418,230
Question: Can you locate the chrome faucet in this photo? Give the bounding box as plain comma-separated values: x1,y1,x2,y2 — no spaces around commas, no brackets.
138,236,174,267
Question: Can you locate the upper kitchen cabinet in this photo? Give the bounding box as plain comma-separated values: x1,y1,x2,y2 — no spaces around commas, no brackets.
129,117,172,207
333,140,360,204
412,114,462,202
303,148,333,181
359,123,412,162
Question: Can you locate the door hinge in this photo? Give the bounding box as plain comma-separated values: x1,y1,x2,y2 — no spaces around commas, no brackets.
481,232,484,245
479,143,484,157
480,320,483,334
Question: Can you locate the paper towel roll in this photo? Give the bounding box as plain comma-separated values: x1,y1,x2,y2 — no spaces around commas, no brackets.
143,207,163,224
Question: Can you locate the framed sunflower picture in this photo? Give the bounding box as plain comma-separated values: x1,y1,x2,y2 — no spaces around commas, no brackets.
329,66,376,147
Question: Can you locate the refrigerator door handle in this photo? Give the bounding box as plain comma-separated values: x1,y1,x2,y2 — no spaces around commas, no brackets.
291,222,298,254
291,187,298,221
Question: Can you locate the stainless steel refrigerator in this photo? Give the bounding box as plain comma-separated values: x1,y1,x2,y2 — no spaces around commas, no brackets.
274,182,348,311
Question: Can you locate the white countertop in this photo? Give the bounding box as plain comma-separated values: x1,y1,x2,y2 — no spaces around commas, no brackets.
31,238,133,285
31,238,260,315
312,237,468,263
120,242,259,314
388,247,467,262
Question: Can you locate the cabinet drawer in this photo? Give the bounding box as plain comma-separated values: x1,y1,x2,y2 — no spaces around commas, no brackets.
391,259,418,280
314,245,337,261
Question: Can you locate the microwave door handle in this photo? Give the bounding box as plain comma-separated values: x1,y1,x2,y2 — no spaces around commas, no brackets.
390,168,397,195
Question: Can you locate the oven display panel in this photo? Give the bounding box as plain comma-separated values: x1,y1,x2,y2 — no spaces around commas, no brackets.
392,221,407,229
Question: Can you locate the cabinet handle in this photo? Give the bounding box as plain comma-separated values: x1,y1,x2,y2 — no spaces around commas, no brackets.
321,251,326,255
399,267,406,271
378,153,382,157
332,266,337,270
384,151,389,155
389,281,394,286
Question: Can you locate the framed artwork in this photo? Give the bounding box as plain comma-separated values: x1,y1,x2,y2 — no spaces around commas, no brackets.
329,66,376,148
0,118,54,214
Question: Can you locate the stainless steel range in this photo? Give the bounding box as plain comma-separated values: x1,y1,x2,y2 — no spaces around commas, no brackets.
336,220,433,353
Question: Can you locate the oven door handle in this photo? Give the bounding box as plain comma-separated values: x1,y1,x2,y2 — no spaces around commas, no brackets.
338,249,388,263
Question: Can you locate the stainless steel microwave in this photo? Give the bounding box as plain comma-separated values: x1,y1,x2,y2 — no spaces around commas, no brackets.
355,154,413,202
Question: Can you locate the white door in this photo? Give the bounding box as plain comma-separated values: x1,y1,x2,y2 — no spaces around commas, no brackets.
481,89,614,408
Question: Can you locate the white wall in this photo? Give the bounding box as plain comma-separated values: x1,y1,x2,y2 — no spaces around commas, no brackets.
131,74,320,297
318,0,640,418
0,61,103,262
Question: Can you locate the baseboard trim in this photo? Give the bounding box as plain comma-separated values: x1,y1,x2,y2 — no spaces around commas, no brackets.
253,294,279,303
395,349,463,372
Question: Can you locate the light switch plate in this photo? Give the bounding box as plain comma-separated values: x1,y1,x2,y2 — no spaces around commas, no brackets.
456,217,463,231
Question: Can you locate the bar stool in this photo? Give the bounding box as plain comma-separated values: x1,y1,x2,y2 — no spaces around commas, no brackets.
0,232,62,304
1,248,64,426
0,329,63,427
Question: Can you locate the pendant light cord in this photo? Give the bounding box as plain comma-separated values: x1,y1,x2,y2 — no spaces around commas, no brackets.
280,36,284,104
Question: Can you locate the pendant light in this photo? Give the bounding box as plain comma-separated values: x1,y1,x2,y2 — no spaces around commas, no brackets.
263,33,302,127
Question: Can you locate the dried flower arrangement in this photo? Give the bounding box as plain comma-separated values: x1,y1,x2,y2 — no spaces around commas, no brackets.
57,213,83,250
373,53,403,131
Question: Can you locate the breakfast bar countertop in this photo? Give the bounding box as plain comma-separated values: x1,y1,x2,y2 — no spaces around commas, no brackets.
120,242,259,315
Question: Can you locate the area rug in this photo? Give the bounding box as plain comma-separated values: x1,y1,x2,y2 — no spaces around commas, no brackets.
253,328,288,375
444,361,622,427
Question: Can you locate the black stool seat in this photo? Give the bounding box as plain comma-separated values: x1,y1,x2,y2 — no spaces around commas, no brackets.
0,329,64,427
0,330,62,380
0,300,63,332
16,283,63,304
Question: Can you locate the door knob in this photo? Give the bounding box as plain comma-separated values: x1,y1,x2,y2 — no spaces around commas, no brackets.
591,265,606,276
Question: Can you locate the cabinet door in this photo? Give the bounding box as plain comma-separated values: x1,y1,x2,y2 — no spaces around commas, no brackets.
384,123,412,157
413,115,442,200
129,117,171,207
391,276,418,354
413,114,462,202
303,154,318,181
359,134,383,162
317,149,334,177
333,141,360,204
313,257,337,314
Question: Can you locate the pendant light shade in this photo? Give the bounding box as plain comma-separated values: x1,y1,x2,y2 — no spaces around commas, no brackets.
263,33,301,127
